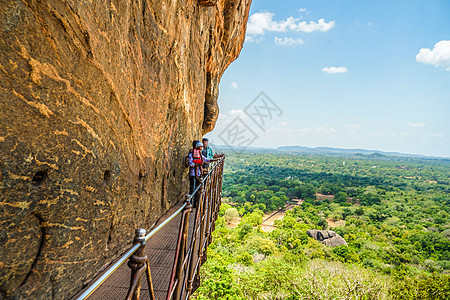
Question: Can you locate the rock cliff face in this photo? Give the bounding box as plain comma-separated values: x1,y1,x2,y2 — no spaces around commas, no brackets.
0,0,251,298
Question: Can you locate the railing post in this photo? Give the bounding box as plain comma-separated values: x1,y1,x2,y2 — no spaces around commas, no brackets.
126,228,155,300
171,195,192,300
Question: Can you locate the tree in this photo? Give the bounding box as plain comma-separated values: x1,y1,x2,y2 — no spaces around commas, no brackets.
236,252,253,266
390,272,450,300
224,208,239,224
317,217,328,229
269,185,280,193
257,203,266,212
342,208,352,220
242,211,263,226
361,193,381,206
334,191,348,203
237,222,253,239
355,207,364,216
219,203,233,216
301,183,317,200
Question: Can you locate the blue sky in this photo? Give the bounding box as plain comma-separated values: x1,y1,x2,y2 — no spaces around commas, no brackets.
205,0,450,157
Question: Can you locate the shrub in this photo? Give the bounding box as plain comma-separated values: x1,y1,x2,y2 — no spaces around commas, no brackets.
390,272,450,300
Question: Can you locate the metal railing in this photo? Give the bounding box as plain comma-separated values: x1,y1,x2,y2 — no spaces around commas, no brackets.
167,156,224,300
74,156,225,300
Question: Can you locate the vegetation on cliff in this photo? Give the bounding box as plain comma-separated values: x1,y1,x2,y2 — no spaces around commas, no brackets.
193,151,450,299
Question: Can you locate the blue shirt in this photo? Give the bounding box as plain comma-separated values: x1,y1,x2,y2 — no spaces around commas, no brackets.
188,152,210,177
202,146,214,160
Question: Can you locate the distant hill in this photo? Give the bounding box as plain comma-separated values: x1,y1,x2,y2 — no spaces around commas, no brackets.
212,144,449,161
277,145,445,159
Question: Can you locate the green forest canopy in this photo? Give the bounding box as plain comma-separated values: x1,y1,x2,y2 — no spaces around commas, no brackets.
193,151,449,300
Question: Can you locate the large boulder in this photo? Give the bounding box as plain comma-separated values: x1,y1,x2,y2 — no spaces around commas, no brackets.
307,230,348,247
0,0,252,298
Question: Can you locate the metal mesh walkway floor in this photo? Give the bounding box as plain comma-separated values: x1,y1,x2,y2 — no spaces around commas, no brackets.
88,201,196,300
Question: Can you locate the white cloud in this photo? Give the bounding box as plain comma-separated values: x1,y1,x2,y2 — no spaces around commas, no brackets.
416,40,450,71
217,109,248,122
245,35,263,43
228,109,248,120
274,37,304,46
407,122,425,128
429,132,444,138
268,126,337,137
268,126,296,133
278,121,288,126
349,130,360,138
375,132,399,138
269,126,333,136
246,11,335,41
230,82,238,89
299,8,307,13
246,11,294,35
322,66,348,74
317,127,337,134
296,19,335,33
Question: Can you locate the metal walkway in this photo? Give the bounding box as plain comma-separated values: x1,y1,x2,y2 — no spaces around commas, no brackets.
74,157,224,300
87,202,186,299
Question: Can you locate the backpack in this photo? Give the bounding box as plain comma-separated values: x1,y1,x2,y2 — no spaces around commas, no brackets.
184,149,193,168
192,149,202,164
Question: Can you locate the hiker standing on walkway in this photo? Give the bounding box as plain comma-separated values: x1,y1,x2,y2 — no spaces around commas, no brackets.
202,138,214,160
189,140,210,207
202,138,225,172
201,138,214,172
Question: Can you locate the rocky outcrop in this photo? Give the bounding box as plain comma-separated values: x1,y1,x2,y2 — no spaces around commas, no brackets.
0,0,251,298
307,230,348,247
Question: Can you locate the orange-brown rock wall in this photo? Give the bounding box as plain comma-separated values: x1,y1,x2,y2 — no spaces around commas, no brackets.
0,0,251,298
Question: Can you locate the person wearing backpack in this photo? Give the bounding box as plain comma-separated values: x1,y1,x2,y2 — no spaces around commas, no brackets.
188,140,210,207
185,140,203,178
192,144,203,176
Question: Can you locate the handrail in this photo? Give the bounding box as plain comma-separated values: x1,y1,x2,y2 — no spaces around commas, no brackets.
75,201,189,300
75,243,141,300
169,155,225,299
145,203,187,242
75,155,225,300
